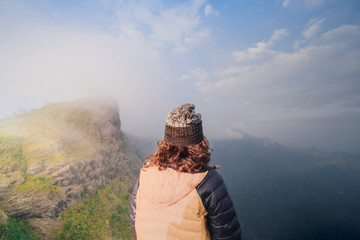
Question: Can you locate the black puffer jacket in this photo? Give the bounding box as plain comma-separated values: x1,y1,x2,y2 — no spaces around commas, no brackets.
196,169,241,239
129,168,241,239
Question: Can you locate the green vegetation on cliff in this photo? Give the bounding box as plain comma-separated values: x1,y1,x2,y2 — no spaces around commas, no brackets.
0,217,40,240
57,179,135,240
15,175,59,194
0,135,25,172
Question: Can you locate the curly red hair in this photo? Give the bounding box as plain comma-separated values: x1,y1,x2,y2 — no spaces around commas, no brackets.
143,138,212,173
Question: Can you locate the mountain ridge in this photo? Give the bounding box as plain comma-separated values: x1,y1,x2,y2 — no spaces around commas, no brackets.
211,137,360,239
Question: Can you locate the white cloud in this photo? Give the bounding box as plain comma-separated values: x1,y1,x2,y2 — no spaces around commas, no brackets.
270,28,289,42
180,68,209,82
184,27,210,44
204,4,213,16
177,74,191,82
117,0,210,52
204,4,219,16
196,24,360,111
214,66,258,77
302,18,325,39
294,18,325,49
191,68,209,80
233,28,288,62
149,11,200,42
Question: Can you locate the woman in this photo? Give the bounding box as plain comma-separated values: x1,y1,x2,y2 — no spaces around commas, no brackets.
129,103,241,239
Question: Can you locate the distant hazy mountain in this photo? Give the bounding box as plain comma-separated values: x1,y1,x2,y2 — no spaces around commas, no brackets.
211,133,360,240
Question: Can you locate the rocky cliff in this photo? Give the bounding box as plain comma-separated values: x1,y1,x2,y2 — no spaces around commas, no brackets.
0,97,142,239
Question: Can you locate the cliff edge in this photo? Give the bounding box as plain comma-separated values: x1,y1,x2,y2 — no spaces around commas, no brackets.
0,97,142,239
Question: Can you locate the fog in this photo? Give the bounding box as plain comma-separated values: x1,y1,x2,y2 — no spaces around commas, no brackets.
1,0,359,154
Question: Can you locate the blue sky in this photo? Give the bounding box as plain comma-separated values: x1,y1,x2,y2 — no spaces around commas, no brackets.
0,0,360,153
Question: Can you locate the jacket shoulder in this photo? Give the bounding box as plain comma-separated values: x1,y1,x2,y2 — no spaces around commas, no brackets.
196,169,241,240
196,169,227,206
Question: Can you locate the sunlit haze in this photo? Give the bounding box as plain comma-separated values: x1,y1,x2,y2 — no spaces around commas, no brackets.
1,0,359,153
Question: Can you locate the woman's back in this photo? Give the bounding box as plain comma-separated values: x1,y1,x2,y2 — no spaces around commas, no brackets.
129,103,241,239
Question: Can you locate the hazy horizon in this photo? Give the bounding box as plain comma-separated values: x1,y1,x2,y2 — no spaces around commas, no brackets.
1,0,359,154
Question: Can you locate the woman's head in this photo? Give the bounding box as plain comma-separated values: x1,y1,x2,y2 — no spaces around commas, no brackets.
144,103,211,173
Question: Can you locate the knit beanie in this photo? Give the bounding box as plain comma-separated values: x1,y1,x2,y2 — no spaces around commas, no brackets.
164,103,204,146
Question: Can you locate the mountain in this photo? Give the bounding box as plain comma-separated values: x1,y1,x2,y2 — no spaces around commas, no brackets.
0,97,142,239
1,98,359,240
211,133,360,240
129,132,360,240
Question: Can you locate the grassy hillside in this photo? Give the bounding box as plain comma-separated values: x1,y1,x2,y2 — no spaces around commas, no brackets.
57,179,134,240
0,217,41,240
